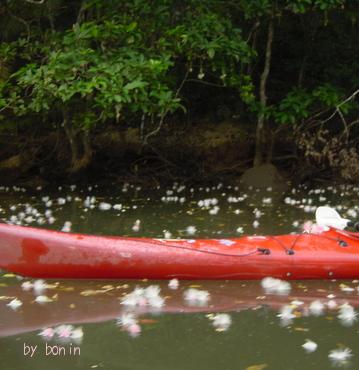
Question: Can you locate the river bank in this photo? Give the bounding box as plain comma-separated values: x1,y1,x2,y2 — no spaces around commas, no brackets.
0,119,350,189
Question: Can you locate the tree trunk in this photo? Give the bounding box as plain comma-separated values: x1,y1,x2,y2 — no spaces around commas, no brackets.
63,111,79,167
62,110,92,173
69,130,92,173
253,18,274,167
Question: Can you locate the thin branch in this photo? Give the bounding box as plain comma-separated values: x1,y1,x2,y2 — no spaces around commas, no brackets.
246,19,260,43
140,113,145,140
320,88,359,125
143,114,165,145
347,118,359,131
186,78,226,88
259,19,274,108
24,0,45,4
305,107,332,125
246,19,260,76
254,17,274,167
337,108,349,143
143,69,189,145
0,101,12,113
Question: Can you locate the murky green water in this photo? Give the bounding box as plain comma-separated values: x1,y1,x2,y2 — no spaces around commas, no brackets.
0,182,358,370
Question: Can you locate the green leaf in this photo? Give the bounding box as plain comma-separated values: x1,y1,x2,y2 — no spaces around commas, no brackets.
207,48,215,59
124,80,147,90
127,22,138,32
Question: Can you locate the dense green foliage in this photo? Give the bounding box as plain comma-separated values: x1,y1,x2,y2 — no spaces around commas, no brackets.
0,0,358,180
1,1,252,124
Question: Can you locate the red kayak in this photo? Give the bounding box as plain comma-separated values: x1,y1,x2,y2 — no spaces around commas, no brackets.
0,223,358,280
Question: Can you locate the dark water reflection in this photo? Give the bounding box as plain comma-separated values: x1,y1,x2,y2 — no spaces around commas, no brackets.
0,183,358,369
1,277,359,370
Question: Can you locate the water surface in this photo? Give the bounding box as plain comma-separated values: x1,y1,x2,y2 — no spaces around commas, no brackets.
0,182,358,370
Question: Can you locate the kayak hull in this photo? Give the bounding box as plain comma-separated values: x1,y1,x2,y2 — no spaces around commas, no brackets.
0,223,359,280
